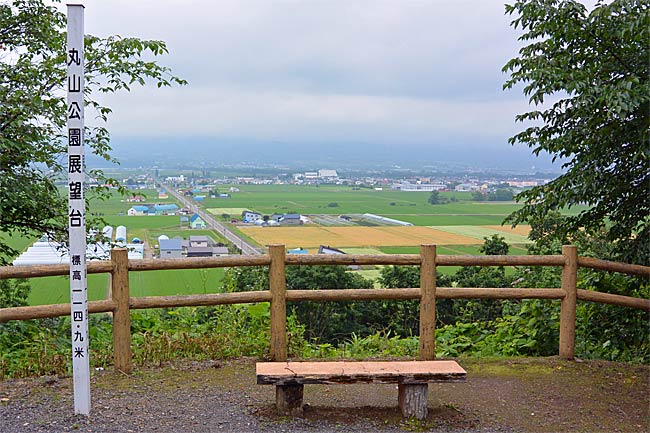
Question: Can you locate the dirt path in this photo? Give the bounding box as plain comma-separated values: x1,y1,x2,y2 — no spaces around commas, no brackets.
1,357,648,432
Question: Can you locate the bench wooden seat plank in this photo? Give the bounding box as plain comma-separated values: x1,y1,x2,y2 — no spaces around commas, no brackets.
257,360,466,419
257,360,466,385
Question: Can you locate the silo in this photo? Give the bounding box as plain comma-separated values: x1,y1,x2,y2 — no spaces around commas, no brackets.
115,225,127,246
102,226,113,242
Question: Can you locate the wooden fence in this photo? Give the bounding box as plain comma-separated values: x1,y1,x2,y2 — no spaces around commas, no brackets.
1,245,649,374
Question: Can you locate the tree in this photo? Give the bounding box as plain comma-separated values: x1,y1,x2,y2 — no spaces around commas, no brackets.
471,191,486,202
427,190,440,205
502,0,650,265
488,189,514,202
479,234,509,256
223,265,376,342
286,265,375,342
378,265,455,329
0,0,186,263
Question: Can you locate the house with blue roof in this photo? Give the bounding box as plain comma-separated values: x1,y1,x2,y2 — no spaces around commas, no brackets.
152,204,179,215
189,213,206,229
128,203,179,216
127,205,150,216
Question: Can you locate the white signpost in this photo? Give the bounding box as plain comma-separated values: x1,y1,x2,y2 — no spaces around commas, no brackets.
67,4,91,415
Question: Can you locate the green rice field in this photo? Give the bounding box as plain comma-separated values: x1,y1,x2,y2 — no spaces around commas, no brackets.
201,185,475,217
27,268,226,306
199,184,588,227
89,188,179,216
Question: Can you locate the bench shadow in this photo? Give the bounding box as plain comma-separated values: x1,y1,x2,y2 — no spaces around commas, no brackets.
252,403,478,430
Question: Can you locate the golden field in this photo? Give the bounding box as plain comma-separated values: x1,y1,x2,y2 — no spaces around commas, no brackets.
241,226,484,249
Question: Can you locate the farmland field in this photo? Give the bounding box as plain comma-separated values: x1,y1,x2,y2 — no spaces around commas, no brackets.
432,225,530,244
201,185,475,216
0,232,38,258
239,225,531,249
89,188,179,217
102,215,182,243
27,268,226,306
200,185,588,224
206,208,250,217
144,229,227,246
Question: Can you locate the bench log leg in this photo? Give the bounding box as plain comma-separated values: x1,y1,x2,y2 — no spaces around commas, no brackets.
398,383,428,419
275,384,304,415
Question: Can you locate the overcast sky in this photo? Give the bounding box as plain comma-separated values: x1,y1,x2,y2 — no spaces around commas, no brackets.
63,0,557,168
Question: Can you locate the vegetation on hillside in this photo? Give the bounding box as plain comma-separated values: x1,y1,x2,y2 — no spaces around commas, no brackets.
503,0,650,265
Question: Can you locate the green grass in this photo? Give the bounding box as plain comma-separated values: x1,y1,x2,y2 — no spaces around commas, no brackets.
377,244,529,276
97,215,183,244
128,269,226,297
88,188,180,217
145,229,227,247
27,268,226,306
394,215,509,225
341,247,384,255
196,185,588,228
0,232,38,260
432,226,531,244
28,274,110,305
199,185,478,217
206,208,250,217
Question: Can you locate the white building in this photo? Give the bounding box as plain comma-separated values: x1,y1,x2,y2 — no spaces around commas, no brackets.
318,169,338,178
395,182,446,192
242,210,262,222
455,183,480,192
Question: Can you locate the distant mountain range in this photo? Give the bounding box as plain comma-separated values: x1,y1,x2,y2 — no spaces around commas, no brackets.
90,136,563,173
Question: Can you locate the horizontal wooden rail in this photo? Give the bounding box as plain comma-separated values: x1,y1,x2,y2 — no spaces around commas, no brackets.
577,289,650,311
287,288,420,301
284,254,566,267
0,261,113,279
0,299,115,322
0,254,567,282
285,254,420,266
577,257,650,277
285,287,564,302
0,287,568,322
3,286,645,323
4,254,647,281
128,255,271,271
437,287,565,299
437,255,565,267
129,291,271,309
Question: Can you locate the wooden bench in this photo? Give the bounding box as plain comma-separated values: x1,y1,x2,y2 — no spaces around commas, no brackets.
256,360,466,419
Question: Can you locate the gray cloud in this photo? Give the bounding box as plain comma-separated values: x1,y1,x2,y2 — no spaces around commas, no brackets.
73,0,540,158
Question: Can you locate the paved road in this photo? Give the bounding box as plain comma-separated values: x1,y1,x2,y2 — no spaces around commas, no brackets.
161,182,262,256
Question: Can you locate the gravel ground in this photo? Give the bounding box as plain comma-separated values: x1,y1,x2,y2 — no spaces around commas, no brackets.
1,358,647,433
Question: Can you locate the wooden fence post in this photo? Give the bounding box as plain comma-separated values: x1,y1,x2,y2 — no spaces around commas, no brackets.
269,245,299,413
269,244,287,361
401,245,437,419
560,245,578,360
419,244,437,360
111,248,131,374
